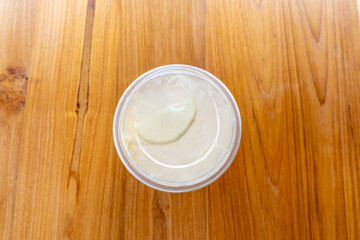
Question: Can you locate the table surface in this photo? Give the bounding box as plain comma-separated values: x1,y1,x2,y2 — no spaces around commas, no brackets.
1,0,360,239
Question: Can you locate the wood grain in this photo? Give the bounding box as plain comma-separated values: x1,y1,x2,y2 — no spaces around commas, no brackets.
1,0,359,239
0,0,33,238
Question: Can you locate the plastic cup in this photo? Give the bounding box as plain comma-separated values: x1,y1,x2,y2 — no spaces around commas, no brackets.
113,64,241,192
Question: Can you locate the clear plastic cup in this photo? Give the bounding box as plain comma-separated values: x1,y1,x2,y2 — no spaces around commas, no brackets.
113,65,241,192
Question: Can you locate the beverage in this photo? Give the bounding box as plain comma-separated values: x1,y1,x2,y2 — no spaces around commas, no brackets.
113,65,241,192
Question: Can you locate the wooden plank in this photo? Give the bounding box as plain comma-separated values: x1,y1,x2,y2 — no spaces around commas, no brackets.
65,0,208,239
0,0,88,238
0,1,34,238
206,0,306,238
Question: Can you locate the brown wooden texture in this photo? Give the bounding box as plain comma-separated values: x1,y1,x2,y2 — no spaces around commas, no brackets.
1,0,359,239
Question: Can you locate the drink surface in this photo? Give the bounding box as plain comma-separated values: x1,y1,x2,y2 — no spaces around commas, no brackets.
119,71,235,187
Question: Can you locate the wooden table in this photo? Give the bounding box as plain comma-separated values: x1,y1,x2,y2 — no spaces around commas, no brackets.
1,0,359,239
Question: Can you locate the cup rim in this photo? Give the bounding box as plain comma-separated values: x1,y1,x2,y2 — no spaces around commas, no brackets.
113,64,241,192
